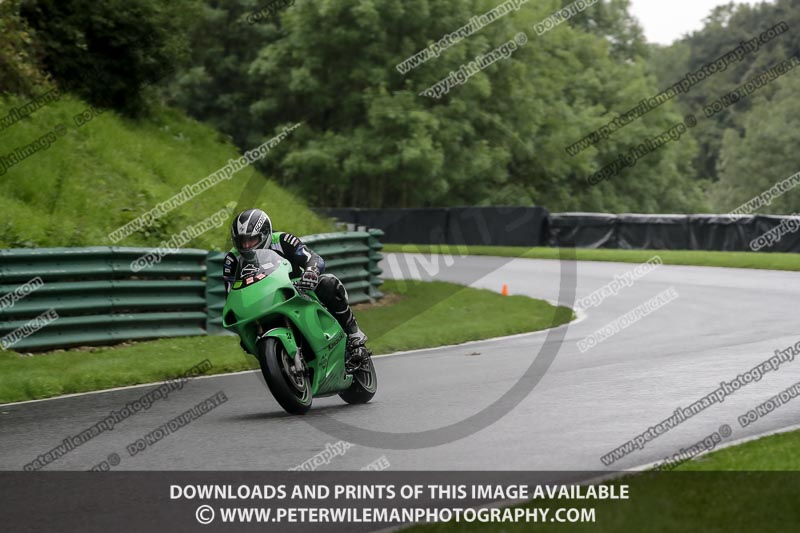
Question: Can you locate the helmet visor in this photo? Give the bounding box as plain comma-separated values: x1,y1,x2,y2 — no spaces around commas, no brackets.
236,234,262,251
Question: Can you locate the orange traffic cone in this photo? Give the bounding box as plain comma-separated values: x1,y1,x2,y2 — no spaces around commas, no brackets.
501,284,509,296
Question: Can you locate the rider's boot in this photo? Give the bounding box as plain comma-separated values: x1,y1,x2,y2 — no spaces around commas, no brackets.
344,317,370,364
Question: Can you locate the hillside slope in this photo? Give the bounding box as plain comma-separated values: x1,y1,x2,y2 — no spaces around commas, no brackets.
0,94,331,249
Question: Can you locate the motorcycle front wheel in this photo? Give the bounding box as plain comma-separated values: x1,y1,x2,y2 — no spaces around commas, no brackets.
259,338,313,415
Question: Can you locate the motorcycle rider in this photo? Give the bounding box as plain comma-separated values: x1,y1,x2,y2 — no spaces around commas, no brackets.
223,208,370,362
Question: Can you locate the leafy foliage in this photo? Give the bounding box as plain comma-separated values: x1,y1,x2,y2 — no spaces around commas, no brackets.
0,0,52,96
168,0,707,212
649,0,800,213
19,0,197,116
9,0,795,215
0,94,331,248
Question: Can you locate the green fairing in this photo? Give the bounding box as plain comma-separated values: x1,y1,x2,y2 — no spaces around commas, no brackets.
222,249,352,397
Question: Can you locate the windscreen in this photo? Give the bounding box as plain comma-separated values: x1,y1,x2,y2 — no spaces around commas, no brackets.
233,249,283,290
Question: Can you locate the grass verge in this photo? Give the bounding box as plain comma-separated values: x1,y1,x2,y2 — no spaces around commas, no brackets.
384,244,800,272
405,430,800,532
0,280,572,404
0,94,331,248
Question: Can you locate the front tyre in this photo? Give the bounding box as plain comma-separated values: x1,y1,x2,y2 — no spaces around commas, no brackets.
259,338,312,415
339,356,378,405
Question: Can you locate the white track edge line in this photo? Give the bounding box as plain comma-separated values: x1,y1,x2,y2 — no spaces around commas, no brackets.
0,306,584,408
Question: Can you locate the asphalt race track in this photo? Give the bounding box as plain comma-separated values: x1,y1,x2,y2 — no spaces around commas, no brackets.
1,253,798,472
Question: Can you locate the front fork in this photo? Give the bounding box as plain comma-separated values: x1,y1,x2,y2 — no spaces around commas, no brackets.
257,319,306,377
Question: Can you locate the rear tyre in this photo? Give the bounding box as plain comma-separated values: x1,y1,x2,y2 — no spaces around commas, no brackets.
259,338,312,415
339,355,377,405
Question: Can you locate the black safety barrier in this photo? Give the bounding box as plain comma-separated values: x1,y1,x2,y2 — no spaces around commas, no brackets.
687,215,759,252
318,207,550,246
549,213,618,249
357,208,450,244
318,208,800,252
446,207,550,246
752,215,800,253
545,212,799,252
617,214,690,250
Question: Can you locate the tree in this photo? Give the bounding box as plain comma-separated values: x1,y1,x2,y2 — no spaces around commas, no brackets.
20,0,198,116
168,0,706,212
713,70,800,214
0,0,52,96
647,0,800,188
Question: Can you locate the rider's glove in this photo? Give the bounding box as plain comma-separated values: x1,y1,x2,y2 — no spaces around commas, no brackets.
296,266,320,291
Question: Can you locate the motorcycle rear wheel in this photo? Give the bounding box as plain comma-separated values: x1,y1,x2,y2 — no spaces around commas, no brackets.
339,356,377,405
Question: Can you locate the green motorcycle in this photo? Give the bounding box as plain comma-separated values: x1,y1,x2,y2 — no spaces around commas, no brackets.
222,248,377,414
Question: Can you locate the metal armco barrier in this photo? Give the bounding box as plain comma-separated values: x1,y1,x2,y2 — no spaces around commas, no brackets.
0,232,384,352
304,229,385,304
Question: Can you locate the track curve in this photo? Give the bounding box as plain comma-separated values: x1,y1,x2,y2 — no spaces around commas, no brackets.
1,253,798,472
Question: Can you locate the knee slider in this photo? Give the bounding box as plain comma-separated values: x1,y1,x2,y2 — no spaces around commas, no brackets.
316,274,338,301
